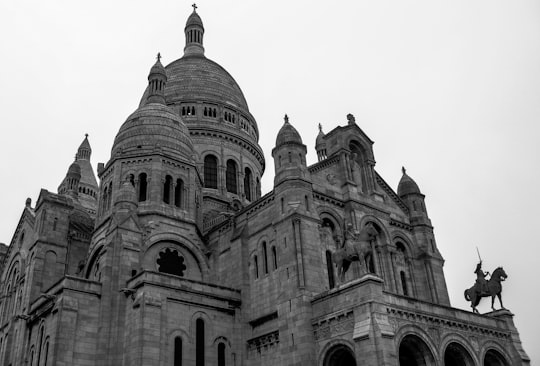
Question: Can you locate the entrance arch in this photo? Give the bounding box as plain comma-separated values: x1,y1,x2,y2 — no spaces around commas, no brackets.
484,349,509,366
324,344,357,366
399,334,435,366
444,342,474,366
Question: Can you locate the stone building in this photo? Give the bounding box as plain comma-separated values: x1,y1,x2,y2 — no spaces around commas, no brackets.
0,7,530,366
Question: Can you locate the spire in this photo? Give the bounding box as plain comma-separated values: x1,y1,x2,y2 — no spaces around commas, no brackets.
184,4,205,56
146,54,167,105
77,133,92,160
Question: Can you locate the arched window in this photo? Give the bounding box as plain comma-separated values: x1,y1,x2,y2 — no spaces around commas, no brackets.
272,246,278,270
163,175,172,204
43,341,49,366
244,167,252,201
254,256,259,279
138,173,147,202
304,195,309,211
218,342,226,366
326,251,335,289
225,160,238,194
204,155,218,189
262,242,269,274
36,326,44,366
400,271,408,296
196,319,205,366
157,248,186,277
174,337,182,366
175,179,183,208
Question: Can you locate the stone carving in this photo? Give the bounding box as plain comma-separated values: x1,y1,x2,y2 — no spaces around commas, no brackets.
333,222,378,282
313,311,354,340
464,266,507,313
326,173,337,185
247,331,279,354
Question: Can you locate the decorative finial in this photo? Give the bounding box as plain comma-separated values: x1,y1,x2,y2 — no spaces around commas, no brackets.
192,3,198,12
402,166,406,175
318,123,322,132
157,52,161,62
347,113,356,125
284,114,289,124
85,133,88,138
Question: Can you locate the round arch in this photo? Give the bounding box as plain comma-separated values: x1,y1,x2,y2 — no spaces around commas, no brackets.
322,343,357,366
443,342,475,366
483,348,510,366
144,232,209,273
358,215,390,242
396,329,438,366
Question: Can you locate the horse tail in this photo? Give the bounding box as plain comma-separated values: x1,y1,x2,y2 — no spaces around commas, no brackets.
464,289,470,301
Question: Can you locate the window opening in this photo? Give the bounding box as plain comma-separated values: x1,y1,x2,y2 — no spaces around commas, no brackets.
156,248,186,277
204,155,218,189
174,179,183,208
196,319,205,366
138,173,147,202
174,337,182,366
218,342,226,366
163,175,172,204
226,160,238,194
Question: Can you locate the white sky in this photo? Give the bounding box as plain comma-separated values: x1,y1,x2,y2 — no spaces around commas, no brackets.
1,0,539,362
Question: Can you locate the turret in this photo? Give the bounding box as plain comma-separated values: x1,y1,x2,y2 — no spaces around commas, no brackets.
397,167,431,226
184,4,205,56
146,53,167,105
272,115,309,187
315,123,327,161
64,160,81,199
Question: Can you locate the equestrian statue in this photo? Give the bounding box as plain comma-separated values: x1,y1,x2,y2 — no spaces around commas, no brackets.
333,222,378,283
464,260,508,313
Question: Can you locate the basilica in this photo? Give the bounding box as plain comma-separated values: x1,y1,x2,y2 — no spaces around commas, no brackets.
0,7,530,366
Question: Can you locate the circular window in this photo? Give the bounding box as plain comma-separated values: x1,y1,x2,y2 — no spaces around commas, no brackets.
157,248,187,277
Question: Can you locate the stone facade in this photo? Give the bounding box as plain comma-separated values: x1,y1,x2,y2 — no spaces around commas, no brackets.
0,8,530,366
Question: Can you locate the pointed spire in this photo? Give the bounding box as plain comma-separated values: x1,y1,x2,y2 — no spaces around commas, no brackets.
184,5,205,56
146,54,167,105
77,133,92,160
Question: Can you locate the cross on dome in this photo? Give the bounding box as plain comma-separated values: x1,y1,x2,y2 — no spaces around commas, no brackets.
157,52,161,62
284,114,289,123
192,3,197,11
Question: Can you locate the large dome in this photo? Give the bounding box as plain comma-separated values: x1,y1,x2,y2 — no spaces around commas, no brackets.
164,55,249,112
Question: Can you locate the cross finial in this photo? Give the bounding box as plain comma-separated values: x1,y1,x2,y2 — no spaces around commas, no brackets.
318,123,323,132
192,3,197,11
402,166,406,175
157,52,161,62
284,114,289,123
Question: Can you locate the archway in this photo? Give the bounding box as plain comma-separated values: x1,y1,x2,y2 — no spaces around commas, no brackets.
484,349,509,366
444,342,474,366
324,344,357,366
399,335,435,366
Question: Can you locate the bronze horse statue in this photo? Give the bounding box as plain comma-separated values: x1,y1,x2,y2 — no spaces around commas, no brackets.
464,267,507,313
333,222,378,283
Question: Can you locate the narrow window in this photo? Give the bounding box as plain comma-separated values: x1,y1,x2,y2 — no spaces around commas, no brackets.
326,251,335,289
36,327,44,366
262,242,269,274
304,195,309,211
138,173,147,202
204,155,218,189
191,106,195,116
413,200,417,211
225,160,238,194
244,167,252,201
400,271,409,296
174,337,182,366
272,246,278,270
218,342,226,366
196,319,205,366
254,256,259,279
288,151,292,163
174,179,183,208
163,175,172,204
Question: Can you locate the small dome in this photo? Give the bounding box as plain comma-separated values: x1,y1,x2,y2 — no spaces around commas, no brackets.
315,123,326,148
112,103,194,160
276,115,303,147
397,167,421,196
67,161,81,177
149,58,166,78
114,180,138,208
186,11,204,29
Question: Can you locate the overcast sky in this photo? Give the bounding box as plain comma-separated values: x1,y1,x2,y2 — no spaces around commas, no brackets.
1,0,539,362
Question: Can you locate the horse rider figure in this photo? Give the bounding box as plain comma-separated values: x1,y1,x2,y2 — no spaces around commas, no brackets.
474,261,490,295
343,223,357,257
